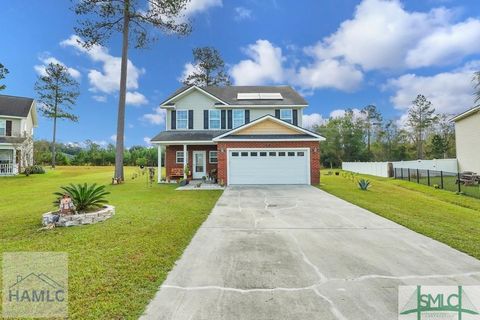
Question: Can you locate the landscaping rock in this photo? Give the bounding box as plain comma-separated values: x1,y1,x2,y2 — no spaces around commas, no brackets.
41,205,115,227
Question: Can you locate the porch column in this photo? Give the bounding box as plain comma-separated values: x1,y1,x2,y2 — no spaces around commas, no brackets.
183,144,188,179
157,144,162,183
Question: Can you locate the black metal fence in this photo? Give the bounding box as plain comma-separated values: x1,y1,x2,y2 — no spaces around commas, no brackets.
394,168,480,199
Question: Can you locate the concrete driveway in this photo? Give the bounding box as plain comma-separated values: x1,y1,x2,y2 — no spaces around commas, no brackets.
141,185,480,320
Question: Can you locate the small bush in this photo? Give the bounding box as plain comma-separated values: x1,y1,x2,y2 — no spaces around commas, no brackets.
24,165,45,175
433,184,440,189
54,183,110,212
358,179,371,191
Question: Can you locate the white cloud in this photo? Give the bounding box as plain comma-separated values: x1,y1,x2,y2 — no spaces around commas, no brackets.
295,58,363,92
178,62,201,83
34,56,81,80
386,67,476,114
143,137,152,145
110,134,117,142
302,113,326,129
126,91,148,106
92,95,107,102
230,40,285,85
329,108,364,119
307,0,480,70
61,35,145,94
234,7,252,21
142,107,166,125
183,0,222,17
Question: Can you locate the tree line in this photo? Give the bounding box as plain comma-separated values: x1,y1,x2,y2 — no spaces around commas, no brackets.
314,94,456,168
34,140,158,167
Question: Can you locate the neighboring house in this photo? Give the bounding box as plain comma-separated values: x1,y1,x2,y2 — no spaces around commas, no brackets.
452,106,480,174
0,94,38,175
151,85,325,185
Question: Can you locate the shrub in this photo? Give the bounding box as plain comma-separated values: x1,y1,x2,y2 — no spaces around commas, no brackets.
54,183,110,212
178,179,188,186
136,157,147,168
24,165,45,175
358,179,371,191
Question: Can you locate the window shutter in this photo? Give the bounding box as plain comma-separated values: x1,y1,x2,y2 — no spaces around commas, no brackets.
275,109,280,119
6,120,12,136
227,110,232,129
204,110,209,129
171,110,176,130
245,110,250,123
293,110,298,126
188,110,194,129
221,110,226,129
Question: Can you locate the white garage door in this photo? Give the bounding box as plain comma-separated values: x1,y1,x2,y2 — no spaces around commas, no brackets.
228,149,310,185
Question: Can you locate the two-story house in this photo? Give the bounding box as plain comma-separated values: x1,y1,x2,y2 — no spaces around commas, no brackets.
151,86,325,185
0,94,38,175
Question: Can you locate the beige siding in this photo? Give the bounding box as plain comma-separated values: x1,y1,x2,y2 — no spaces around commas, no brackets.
164,88,306,130
234,118,302,135
0,117,21,136
455,111,480,173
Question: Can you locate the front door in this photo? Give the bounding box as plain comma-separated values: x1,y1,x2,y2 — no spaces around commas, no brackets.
192,151,206,179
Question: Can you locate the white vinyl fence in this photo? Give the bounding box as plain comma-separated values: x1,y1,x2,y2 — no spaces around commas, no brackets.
342,159,459,177
341,162,391,177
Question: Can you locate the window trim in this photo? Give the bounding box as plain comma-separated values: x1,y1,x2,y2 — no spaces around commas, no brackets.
209,150,218,164
233,109,245,128
0,119,5,137
176,109,189,130
175,151,185,164
280,109,293,123
208,110,221,129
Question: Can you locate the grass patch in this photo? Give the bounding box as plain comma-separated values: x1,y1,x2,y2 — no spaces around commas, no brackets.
0,166,222,319
319,171,480,259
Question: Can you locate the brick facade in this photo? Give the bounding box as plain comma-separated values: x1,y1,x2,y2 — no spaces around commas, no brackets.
165,145,217,180
216,141,321,185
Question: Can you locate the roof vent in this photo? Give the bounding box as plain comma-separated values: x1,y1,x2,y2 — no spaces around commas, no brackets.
237,93,283,100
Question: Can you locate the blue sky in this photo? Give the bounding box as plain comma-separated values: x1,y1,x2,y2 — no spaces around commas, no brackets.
1,0,480,147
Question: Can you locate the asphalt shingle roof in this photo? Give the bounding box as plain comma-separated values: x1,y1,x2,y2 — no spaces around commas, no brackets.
0,94,34,117
151,130,228,142
161,86,308,106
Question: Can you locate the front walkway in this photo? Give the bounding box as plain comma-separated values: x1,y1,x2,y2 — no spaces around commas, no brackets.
141,185,480,320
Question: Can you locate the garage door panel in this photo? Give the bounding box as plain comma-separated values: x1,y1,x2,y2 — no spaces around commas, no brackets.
228,149,309,185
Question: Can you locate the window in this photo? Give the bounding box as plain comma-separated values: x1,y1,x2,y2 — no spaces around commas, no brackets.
176,151,184,164
269,152,276,157
280,109,293,123
288,152,295,157
209,110,221,129
250,152,258,156
176,110,188,129
241,152,248,157
233,110,245,128
209,151,218,164
0,120,5,136
278,152,286,156
232,152,239,157
297,151,305,157
259,152,267,157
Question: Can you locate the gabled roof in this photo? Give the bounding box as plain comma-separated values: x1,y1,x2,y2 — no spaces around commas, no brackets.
0,94,35,118
213,115,325,141
160,85,308,107
451,106,480,122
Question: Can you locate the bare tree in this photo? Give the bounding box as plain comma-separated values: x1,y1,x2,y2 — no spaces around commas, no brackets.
361,104,382,155
407,94,438,159
183,47,231,86
35,63,80,168
0,63,9,91
72,0,192,181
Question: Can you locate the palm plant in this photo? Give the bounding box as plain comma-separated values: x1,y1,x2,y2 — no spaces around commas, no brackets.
358,179,371,191
54,183,110,212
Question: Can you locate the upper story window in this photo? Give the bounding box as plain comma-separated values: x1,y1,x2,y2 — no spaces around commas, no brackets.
233,110,245,128
209,110,221,129
280,109,293,124
0,120,5,136
176,110,188,130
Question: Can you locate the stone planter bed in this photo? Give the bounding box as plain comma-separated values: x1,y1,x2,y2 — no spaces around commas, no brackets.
42,205,115,227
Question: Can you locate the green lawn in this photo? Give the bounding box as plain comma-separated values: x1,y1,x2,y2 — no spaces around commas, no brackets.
319,171,480,259
0,166,222,319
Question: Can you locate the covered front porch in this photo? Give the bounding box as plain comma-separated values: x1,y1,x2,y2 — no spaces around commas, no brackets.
155,142,219,183
0,148,19,175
